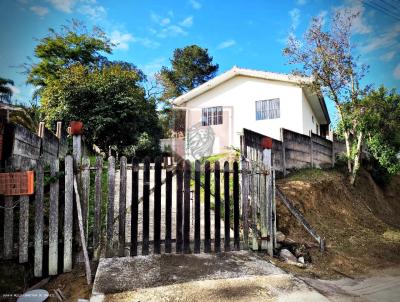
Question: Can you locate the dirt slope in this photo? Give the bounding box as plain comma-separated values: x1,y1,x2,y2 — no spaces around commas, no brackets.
276,168,400,278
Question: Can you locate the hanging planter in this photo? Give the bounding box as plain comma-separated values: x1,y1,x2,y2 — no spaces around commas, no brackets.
70,121,84,135
261,137,272,149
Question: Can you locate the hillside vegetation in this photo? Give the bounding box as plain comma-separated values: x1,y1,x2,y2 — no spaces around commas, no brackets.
276,168,400,278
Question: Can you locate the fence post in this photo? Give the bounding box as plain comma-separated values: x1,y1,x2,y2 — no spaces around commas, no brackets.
49,159,59,275
34,158,44,277
81,156,90,241
175,160,183,254
142,157,150,255
64,155,74,272
224,161,230,252
131,159,139,256
105,156,114,258
165,164,172,254
214,161,221,253
250,161,259,251
183,160,191,254
260,150,269,251
94,156,104,258
194,160,201,253
118,156,127,257
204,161,211,253
310,130,314,168
3,196,13,260
280,128,287,177
233,161,240,251
241,158,249,250
154,157,162,254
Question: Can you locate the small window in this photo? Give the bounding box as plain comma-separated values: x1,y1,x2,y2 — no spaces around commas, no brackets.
202,106,223,126
256,99,280,120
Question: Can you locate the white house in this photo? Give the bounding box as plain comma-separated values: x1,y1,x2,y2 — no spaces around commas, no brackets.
172,66,330,158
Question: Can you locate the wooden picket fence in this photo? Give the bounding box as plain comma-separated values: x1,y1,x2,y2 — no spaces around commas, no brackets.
1,125,277,279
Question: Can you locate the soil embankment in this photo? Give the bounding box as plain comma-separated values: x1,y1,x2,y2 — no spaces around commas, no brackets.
275,168,400,278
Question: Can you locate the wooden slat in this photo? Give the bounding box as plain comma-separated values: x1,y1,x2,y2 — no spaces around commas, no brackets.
233,161,240,251
105,156,114,258
19,195,29,263
81,156,90,241
34,159,44,277
118,156,127,257
49,159,59,275
95,156,104,258
194,160,201,253
224,161,230,252
176,161,183,253
251,162,259,251
154,157,162,254
183,160,191,254
214,161,221,253
142,158,150,255
241,159,249,249
72,135,82,168
165,165,172,253
3,196,13,260
204,161,211,253
130,159,139,256
64,155,73,272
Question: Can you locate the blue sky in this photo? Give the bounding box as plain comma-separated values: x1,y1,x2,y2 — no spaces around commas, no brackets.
1,0,399,121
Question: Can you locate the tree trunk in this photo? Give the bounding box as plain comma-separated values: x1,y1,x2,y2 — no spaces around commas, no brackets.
350,131,363,186
343,131,352,173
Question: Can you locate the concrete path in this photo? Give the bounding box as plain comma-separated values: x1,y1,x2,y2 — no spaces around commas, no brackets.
112,166,232,255
90,251,329,302
301,267,400,302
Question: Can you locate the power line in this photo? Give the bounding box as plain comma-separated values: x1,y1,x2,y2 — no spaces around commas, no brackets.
360,0,400,21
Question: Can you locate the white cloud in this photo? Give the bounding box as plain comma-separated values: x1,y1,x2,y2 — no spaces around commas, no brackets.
289,8,300,29
47,0,76,13
360,23,400,53
217,39,236,49
317,10,327,25
189,0,201,9
7,84,21,96
336,3,371,34
78,4,106,20
394,64,400,80
137,38,160,49
30,6,49,16
296,0,307,5
110,30,135,50
380,51,396,62
179,16,193,27
157,25,187,38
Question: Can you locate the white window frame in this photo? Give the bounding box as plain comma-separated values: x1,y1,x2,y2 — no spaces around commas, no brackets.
202,106,223,126
255,98,280,120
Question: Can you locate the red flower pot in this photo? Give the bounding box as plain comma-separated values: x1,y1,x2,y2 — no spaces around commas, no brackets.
70,121,84,135
261,137,272,149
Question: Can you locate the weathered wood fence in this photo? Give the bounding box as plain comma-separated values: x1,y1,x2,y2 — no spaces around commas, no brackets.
243,128,346,176
1,124,279,280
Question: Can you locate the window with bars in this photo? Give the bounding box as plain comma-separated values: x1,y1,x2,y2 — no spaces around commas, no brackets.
255,98,280,120
202,106,223,126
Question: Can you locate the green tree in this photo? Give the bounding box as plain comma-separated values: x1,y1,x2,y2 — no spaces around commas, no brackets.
41,62,162,157
27,20,112,88
157,45,218,138
157,45,219,100
362,86,400,176
0,77,14,103
283,10,369,185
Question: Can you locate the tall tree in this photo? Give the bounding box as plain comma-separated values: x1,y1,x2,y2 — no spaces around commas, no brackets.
40,62,162,157
157,45,219,100
0,77,14,104
362,86,400,176
283,10,369,185
26,20,112,88
157,45,218,138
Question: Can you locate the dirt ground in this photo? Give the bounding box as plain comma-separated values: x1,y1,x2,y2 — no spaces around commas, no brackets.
42,265,93,302
275,168,400,279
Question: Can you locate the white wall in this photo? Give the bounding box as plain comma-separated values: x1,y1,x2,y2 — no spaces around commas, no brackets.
302,91,320,136
184,76,307,152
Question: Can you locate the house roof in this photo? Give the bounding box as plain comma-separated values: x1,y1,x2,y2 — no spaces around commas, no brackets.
173,66,331,124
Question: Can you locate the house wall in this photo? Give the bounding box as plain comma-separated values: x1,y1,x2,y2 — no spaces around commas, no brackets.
183,76,309,156
302,91,321,136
